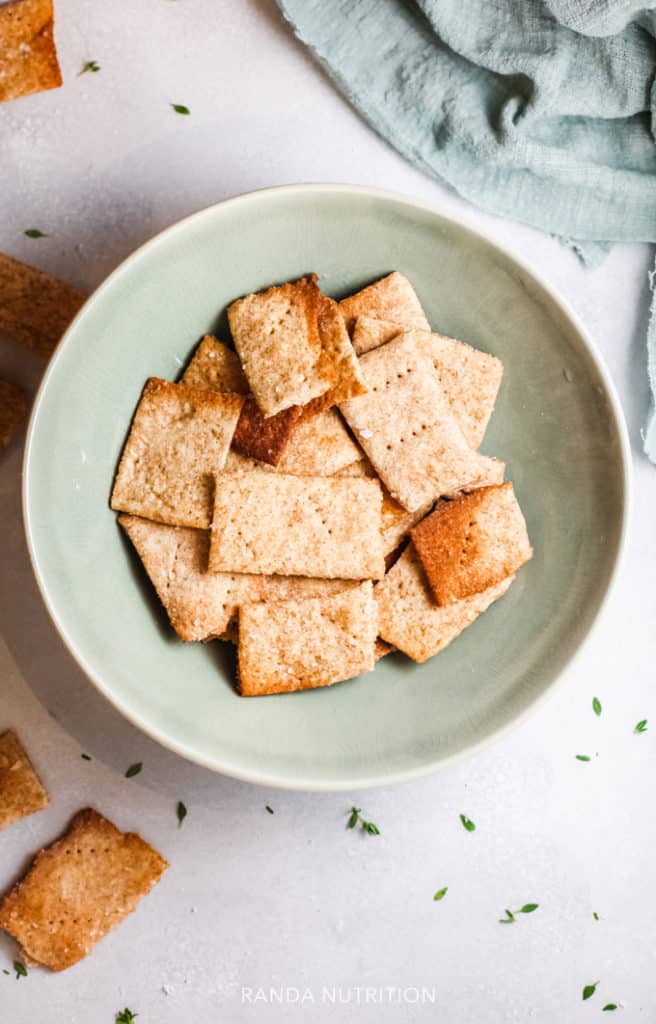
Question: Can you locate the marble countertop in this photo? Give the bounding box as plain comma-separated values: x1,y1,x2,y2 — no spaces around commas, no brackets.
1,2,654,1020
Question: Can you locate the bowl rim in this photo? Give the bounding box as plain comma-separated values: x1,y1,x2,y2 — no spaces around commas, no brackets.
22,182,632,791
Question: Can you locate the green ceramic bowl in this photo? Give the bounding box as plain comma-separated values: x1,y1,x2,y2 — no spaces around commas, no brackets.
23,185,630,790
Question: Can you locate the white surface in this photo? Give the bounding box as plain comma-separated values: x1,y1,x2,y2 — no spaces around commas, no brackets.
0,2,654,1020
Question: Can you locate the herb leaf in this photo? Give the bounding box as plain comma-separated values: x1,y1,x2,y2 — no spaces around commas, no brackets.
519,903,539,913
634,719,648,733
576,754,591,762
2,969,9,975
171,103,190,115
13,961,27,979
176,800,187,828
347,807,360,829
459,813,476,832
24,229,47,238
125,762,142,778
499,908,515,924
361,819,380,835
265,805,274,815
433,886,448,902
582,982,599,1001
79,60,100,75
592,697,602,716
593,911,599,921
602,1005,618,1012
115,1011,138,1024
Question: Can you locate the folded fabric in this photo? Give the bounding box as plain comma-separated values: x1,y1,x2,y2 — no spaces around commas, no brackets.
276,0,656,459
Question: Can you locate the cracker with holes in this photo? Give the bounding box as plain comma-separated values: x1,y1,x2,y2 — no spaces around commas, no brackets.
0,808,168,971
411,483,532,605
339,272,429,335
119,514,268,641
110,377,244,529
375,545,514,662
0,730,49,831
228,275,334,416
210,471,384,579
0,0,62,105
0,252,86,355
339,334,503,512
238,582,377,696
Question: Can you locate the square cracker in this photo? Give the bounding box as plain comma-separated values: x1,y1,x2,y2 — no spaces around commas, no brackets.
352,315,408,355
228,274,334,417
0,730,49,831
209,471,384,580
375,545,514,663
411,482,532,605
0,0,62,105
0,252,86,355
110,377,244,529
339,334,503,512
338,272,430,335
224,409,360,478
0,808,168,971
0,379,28,450
182,336,302,466
119,514,268,641
237,582,377,696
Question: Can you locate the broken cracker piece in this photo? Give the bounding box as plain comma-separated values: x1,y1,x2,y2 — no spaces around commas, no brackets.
0,379,28,450
0,808,168,971
411,483,532,605
0,730,49,831
228,274,334,417
301,296,367,414
339,334,501,512
119,514,267,641
375,545,514,663
0,252,86,355
210,471,384,580
0,0,62,105
375,638,395,660
339,272,430,335
110,378,244,529
238,582,377,696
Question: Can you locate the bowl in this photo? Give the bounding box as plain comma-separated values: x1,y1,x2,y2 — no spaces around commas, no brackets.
23,184,630,790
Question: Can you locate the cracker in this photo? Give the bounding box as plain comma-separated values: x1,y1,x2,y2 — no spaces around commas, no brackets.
375,545,514,662
209,471,384,580
237,582,377,696
416,331,503,448
352,315,407,355
228,274,335,416
183,336,301,466
0,808,168,971
336,455,431,552
0,379,28,450
0,252,86,355
264,577,356,602
119,514,268,641
302,297,367,414
411,483,532,605
338,272,429,335
0,730,49,831
278,408,360,475
339,334,502,511
182,335,248,394
0,0,62,105
110,378,244,529
375,638,395,660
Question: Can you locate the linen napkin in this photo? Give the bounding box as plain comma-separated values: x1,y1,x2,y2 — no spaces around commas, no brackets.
276,0,656,458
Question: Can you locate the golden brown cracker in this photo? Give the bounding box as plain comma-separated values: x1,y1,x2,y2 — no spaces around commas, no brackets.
0,808,168,971
0,0,62,104
0,379,28,449
209,471,384,580
0,730,49,831
339,272,429,335
182,335,248,394
0,252,85,355
237,582,377,696
110,378,244,529
411,483,532,605
302,296,367,414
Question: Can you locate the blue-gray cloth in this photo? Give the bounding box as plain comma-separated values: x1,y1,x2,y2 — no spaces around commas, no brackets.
276,0,656,459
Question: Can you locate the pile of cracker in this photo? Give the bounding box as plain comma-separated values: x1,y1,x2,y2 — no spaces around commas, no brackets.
111,272,532,696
